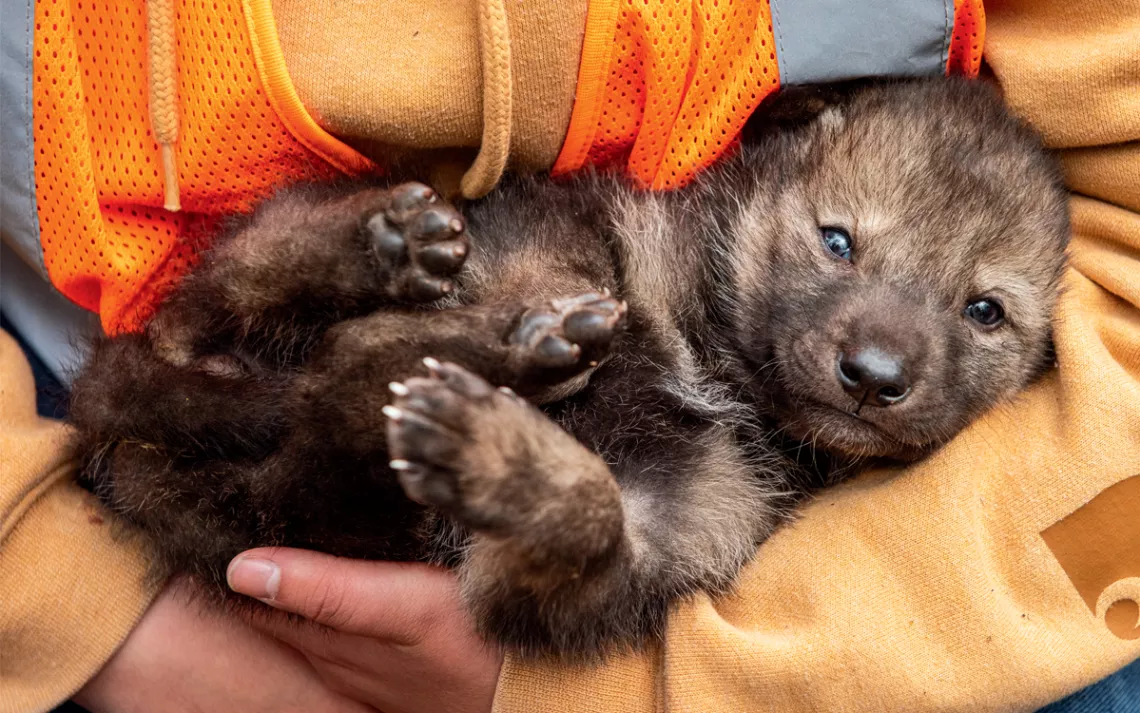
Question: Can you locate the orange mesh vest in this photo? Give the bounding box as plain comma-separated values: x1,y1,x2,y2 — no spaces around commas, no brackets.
33,0,983,334
553,0,984,188
33,0,376,334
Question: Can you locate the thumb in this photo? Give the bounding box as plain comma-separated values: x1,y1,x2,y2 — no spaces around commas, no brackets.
227,547,457,643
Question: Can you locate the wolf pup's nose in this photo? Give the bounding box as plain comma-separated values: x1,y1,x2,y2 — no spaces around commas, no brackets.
837,348,911,407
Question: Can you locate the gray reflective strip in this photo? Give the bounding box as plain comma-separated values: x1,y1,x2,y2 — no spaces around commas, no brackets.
1,0,45,276
1,242,101,383
770,0,954,86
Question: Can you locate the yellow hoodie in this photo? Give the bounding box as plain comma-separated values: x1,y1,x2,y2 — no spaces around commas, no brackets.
2,0,1138,711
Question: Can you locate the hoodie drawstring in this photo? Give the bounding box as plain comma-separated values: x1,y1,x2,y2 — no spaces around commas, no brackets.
143,0,512,207
146,0,181,212
459,0,513,200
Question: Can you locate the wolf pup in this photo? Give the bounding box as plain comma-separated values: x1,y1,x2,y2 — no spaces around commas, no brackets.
70,78,1069,659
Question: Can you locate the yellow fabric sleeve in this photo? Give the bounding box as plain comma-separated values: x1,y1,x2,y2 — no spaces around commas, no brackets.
0,331,160,713
494,0,1140,710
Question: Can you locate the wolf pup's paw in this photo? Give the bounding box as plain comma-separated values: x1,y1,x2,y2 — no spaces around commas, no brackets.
508,291,628,375
384,360,536,531
385,360,622,549
365,182,469,302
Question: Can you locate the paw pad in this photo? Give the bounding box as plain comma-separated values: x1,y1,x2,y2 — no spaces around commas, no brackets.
365,182,469,302
510,291,628,371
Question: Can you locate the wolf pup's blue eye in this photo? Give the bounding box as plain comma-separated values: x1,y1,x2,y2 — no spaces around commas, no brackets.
965,298,1005,327
821,227,853,262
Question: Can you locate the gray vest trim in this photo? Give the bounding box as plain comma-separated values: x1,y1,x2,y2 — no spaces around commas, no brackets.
770,0,954,86
1,0,45,276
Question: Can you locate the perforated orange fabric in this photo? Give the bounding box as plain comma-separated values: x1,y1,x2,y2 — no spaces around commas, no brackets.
553,0,780,190
947,0,985,78
554,0,987,190
33,0,376,334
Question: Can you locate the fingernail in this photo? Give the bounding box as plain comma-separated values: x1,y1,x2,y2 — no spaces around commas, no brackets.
227,556,280,601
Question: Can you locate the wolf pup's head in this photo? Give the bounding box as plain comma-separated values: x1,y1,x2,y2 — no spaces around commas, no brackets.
729,78,1070,461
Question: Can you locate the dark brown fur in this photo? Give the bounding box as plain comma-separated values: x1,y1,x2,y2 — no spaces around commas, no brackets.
68,78,1069,660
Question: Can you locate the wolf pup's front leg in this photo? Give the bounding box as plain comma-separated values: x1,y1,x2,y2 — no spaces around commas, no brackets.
151,182,470,368
385,362,629,655
385,359,778,660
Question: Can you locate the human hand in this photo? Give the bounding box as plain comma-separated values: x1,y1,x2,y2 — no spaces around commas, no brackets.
227,548,503,713
74,578,377,713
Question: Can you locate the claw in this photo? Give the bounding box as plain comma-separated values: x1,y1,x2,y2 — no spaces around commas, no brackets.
387,183,437,221
419,242,467,273
410,206,458,237
407,274,448,302
535,335,581,367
